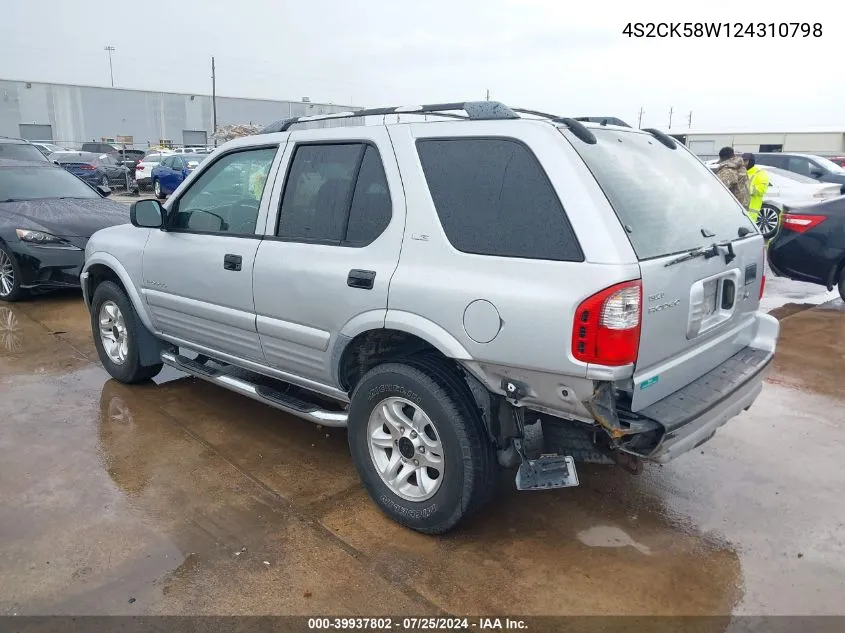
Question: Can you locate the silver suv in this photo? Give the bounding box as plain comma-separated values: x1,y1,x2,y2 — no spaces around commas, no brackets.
81,102,779,534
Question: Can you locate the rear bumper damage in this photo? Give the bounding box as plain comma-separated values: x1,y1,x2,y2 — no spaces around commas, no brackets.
586,313,778,463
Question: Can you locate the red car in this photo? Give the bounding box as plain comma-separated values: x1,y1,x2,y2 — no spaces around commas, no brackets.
826,156,845,168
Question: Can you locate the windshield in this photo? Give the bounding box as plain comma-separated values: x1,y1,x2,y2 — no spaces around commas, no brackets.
0,143,49,162
813,156,845,174
765,165,818,184
51,152,98,164
0,166,100,201
564,128,756,260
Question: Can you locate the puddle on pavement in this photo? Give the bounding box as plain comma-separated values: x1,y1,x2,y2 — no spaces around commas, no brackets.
576,525,652,555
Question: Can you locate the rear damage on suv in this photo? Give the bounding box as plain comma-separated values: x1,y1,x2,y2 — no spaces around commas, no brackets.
515,124,779,475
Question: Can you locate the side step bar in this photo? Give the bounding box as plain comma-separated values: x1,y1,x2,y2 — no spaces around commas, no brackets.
160,351,348,427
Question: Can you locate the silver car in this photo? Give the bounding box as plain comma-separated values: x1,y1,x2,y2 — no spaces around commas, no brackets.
81,102,779,534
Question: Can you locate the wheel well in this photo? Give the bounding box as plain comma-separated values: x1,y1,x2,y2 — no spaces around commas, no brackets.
86,264,127,303
338,328,497,442
339,329,443,392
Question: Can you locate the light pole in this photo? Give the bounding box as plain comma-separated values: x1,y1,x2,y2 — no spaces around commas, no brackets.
104,46,115,87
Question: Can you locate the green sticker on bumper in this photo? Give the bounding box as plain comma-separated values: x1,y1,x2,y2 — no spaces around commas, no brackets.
640,376,659,390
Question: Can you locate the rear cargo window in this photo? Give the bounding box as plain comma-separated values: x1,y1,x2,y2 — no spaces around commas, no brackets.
564,128,756,260
416,138,583,262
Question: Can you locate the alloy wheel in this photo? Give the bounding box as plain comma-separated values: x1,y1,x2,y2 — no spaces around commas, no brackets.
98,300,128,365
757,206,780,239
0,250,15,297
367,396,445,502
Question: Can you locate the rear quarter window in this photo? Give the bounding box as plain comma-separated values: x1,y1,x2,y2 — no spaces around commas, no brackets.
416,138,583,262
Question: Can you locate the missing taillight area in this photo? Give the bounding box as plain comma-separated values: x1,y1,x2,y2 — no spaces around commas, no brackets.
782,213,826,233
572,280,642,366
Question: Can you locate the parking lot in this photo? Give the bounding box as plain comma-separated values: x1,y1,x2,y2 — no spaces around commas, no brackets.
1,273,844,617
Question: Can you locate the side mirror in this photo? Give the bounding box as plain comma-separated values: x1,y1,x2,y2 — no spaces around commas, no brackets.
97,185,112,197
810,169,824,178
130,199,164,228
53,160,59,165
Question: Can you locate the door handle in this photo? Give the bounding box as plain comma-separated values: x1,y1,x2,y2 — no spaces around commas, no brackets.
223,254,242,271
347,269,376,289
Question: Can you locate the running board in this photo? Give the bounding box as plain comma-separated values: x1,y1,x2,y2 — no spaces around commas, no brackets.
160,351,348,427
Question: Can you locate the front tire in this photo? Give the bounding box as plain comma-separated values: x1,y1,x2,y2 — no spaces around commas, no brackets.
90,281,162,383
347,359,496,534
0,244,26,302
153,178,165,199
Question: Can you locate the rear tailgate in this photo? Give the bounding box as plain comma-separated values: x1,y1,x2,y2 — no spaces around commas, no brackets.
634,237,765,409
560,127,765,411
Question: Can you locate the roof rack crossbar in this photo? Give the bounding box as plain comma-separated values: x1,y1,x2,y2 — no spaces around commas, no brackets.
642,128,678,149
260,101,520,133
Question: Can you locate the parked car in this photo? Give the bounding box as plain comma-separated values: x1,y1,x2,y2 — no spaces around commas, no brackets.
768,196,845,301
754,152,845,189
826,156,845,168
134,151,173,190
80,142,146,174
0,136,50,162
51,151,137,190
31,142,69,157
0,159,128,301
150,153,207,198
81,101,778,534
704,161,841,238
756,166,843,238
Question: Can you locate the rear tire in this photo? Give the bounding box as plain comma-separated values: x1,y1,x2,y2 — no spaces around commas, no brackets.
153,178,165,199
90,281,162,383
347,359,496,534
757,204,780,240
101,174,110,189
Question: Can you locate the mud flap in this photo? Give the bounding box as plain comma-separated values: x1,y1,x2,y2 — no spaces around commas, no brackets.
515,454,579,491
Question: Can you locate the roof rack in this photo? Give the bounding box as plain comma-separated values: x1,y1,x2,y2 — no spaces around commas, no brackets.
260,101,521,133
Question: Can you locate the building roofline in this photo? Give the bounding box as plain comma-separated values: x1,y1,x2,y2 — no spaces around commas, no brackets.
0,77,357,109
666,129,845,136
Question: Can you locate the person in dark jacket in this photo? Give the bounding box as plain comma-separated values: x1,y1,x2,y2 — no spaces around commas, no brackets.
713,147,750,208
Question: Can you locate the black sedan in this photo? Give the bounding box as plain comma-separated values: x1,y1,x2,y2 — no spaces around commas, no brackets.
51,151,137,191
0,159,128,301
768,196,845,301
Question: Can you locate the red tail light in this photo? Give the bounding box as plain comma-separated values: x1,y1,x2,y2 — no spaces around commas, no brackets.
782,213,826,233
77,163,95,170
760,274,766,299
572,280,642,366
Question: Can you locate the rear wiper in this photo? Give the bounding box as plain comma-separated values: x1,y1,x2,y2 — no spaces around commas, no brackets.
665,246,710,267
665,240,737,267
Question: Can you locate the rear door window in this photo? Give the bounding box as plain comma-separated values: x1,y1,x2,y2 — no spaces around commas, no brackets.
564,128,756,260
416,138,583,262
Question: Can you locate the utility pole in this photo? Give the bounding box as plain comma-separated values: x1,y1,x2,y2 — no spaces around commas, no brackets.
687,111,693,129
486,89,490,101
668,106,674,130
637,107,644,128
211,56,218,147
104,46,116,87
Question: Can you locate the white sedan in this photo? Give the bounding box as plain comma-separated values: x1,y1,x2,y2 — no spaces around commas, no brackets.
706,161,841,238
134,150,174,190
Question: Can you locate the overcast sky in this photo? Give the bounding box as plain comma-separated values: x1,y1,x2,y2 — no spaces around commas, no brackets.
2,0,841,131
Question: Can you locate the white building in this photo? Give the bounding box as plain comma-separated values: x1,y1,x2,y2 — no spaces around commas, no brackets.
0,79,360,149
674,130,845,160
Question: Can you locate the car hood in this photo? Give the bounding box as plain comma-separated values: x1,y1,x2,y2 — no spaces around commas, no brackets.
0,197,129,238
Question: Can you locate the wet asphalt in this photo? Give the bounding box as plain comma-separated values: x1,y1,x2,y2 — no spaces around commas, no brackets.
1,284,843,617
